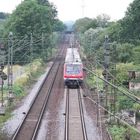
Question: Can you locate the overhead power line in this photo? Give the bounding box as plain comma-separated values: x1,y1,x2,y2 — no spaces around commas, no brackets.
84,67,140,104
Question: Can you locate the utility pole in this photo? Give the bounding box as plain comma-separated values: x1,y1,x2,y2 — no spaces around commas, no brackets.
30,33,33,64
8,32,14,103
24,35,28,64
41,33,45,60
90,33,92,58
111,63,116,120
111,43,117,120
95,56,99,127
102,35,110,114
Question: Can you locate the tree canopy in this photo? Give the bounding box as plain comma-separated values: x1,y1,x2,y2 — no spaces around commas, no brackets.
4,0,57,37
0,12,9,19
0,0,65,64
119,0,140,43
74,14,110,33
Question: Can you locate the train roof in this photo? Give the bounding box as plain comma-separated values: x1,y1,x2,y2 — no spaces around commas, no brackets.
65,48,82,63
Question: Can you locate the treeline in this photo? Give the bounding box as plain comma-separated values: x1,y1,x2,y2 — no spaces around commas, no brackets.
0,12,9,19
73,0,140,66
73,1,140,138
0,0,66,64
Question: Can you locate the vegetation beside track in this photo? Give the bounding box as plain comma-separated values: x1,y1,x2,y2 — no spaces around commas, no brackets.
75,3,140,136
108,124,138,140
0,59,45,125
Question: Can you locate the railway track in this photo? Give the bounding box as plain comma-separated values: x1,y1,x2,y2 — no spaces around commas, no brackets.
11,47,65,140
65,88,88,140
82,81,112,140
9,34,108,140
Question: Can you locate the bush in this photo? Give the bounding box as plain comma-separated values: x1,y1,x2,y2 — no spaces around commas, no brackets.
116,63,137,82
14,73,30,87
13,84,25,96
109,125,125,140
109,124,139,140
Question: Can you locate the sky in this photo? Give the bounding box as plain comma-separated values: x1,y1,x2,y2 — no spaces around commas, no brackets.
0,0,23,13
0,0,134,21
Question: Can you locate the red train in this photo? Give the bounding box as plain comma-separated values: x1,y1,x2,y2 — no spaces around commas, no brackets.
63,48,83,87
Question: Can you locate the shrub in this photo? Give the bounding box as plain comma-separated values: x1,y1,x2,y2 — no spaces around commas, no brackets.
13,84,25,96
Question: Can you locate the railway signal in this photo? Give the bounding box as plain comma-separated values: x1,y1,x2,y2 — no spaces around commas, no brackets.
0,65,7,115
0,43,6,64
0,43,7,115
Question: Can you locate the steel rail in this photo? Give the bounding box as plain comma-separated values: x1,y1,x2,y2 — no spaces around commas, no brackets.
64,88,69,140
31,63,61,140
65,88,88,140
12,47,65,140
78,88,88,140
32,47,66,139
11,64,60,140
81,81,113,140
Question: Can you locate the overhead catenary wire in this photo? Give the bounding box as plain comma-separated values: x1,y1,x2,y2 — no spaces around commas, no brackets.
78,34,140,135
94,56,103,140
83,94,140,134
80,79,140,137
80,61,140,138
82,35,139,102
83,51,140,104
83,67,140,104
4,38,43,59
0,37,46,65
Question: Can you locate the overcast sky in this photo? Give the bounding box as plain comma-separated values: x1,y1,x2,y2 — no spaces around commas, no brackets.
0,0,23,13
0,0,134,21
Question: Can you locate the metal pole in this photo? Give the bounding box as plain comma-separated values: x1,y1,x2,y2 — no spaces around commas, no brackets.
112,44,117,119
103,35,110,113
0,43,5,107
1,78,3,107
41,33,44,60
0,66,3,107
90,33,92,57
30,33,33,63
30,33,33,73
8,32,14,102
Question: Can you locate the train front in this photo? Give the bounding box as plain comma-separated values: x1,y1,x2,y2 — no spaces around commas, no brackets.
64,62,83,87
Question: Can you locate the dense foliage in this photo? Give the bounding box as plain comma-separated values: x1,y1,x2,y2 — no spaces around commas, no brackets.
75,0,140,65
0,0,66,64
119,0,140,43
0,12,9,19
109,125,138,140
0,12,9,38
4,0,57,37
74,0,140,138
74,14,110,33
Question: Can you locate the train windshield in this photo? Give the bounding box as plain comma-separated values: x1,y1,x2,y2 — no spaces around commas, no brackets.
66,64,81,74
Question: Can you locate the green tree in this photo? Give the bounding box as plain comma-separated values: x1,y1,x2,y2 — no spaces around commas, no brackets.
120,0,140,43
3,0,58,64
116,43,134,63
0,12,9,19
118,96,134,110
106,22,122,42
53,19,66,32
74,17,93,33
96,14,110,27
132,46,140,64
86,18,98,29
4,0,57,37
36,0,49,5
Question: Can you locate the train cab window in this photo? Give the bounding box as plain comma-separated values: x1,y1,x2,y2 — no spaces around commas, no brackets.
66,64,81,74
